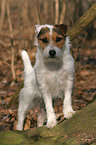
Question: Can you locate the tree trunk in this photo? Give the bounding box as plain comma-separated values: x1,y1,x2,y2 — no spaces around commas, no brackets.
55,0,59,24
0,101,96,145
68,3,96,40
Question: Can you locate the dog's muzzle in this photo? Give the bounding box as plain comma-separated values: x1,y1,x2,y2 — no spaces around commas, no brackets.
49,50,56,58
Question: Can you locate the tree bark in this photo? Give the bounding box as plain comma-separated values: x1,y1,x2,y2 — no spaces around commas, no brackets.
68,3,96,40
0,101,96,145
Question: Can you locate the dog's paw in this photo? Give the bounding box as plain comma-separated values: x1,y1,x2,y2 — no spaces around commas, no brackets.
46,119,57,129
37,119,44,127
17,124,23,130
64,109,76,119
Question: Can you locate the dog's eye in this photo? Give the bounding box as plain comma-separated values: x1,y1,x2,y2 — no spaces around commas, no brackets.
56,37,63,42
40,37,48,43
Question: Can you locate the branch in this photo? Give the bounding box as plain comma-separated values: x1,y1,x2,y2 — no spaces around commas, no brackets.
21,0,30,26
59,0,66,24
64,0,74,25
7,0,16,81
34,0,41,24
55,0,59,24
0,0,6,31
68,3,96,41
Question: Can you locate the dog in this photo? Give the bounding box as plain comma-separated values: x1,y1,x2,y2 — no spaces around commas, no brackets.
17,24,75,130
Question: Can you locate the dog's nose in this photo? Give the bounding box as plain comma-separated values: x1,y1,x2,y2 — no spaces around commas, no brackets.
49,50,56,58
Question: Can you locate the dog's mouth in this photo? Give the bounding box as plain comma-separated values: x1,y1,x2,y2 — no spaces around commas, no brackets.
49,55,56,59
44,56,60,62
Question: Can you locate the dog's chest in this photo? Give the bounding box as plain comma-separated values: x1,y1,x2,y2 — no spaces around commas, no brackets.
45,71,63,86
38,68,66,97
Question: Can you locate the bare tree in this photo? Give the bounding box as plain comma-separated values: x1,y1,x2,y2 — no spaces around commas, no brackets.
0,0,6,31
33,0,41,24
44,0,48,23
21,0,30,27
59,0,66,24
7,0,16,81
55,0,59,24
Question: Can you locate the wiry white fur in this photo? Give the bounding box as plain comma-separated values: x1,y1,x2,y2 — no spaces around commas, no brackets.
17,24,75,130
34,24,53,35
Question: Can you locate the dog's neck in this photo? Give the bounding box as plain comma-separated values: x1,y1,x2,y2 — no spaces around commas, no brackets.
44,61,63,71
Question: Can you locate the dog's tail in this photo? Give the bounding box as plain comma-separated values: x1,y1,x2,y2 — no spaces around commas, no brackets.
21,50,34,77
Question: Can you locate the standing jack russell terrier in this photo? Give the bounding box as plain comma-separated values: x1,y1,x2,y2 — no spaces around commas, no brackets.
17,24,75,130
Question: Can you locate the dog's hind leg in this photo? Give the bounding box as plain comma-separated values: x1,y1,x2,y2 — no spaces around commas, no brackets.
17,87,34,130
37,107,46,127
17,50,39,130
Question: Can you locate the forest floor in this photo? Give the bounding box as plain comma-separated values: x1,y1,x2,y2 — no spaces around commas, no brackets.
0,28,96,133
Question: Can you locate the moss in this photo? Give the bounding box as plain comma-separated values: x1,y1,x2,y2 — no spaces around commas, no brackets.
0,101,96,145
0,131,25,145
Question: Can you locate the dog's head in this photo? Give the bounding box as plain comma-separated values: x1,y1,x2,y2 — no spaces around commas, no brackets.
34,24,68,62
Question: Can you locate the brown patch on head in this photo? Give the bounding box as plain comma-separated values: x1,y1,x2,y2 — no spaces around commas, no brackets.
37,27,50,50
52,24,68,49
54,24,68,37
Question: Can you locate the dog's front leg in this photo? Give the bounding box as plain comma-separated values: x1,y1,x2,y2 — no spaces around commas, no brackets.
43,91,57,128
63,79,75,119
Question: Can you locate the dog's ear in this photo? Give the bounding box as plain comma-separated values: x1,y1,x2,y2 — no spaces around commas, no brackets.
34,25,41,36
54,24,68,37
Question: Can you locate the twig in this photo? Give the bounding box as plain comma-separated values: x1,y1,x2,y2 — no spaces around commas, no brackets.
55,0,59,24
0,0,6,31
59,0,66,24
44,1,48,23
18,0,25,50
57,118,65,125
34,0,41,24
64,0,74,26
0,56,11,67
0,40,11,48
21,0,30,27
7,0,16,81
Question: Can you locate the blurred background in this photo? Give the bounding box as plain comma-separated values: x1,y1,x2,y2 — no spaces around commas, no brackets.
0,0,96,131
